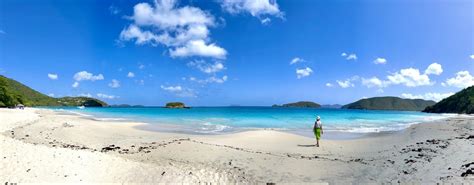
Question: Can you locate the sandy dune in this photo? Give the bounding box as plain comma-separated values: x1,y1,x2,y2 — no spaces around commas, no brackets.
1,108,473,183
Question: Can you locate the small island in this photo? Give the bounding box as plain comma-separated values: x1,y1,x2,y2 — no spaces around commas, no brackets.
272,101,321,108
165,102,189,109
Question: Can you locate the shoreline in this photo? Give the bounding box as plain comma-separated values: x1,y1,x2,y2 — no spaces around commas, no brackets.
47,107,456,140
1,108,473,183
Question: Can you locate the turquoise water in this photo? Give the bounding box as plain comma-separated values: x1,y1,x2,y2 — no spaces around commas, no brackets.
50,107,450,135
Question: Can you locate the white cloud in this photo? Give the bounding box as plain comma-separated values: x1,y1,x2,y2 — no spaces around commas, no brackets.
336,76,359,88
296,67,313,79
220,0,284,20
444,71,474,88
160,85,182,92
401,92,454,102
120,0,226,59
470,55,474,60
387,68,432,87
341,53,357,61
424,62,443,75
78,93,92,98
73,71,104,81
187,60,225,74
108,79,121,88
325,83,333,87
337,80,354,88
160,85,196,97
48,93,55,97
72,82,79,88
47,73,58,80
361,77,388,88
127,72,135,78
170,40,227,59
373,57,387,64
290,57,304,65
97,93,118,99
360,63,442,88
207,75,228,84
189,75,228,84
109,5,120,15
139,64,145,69
261,18,271,24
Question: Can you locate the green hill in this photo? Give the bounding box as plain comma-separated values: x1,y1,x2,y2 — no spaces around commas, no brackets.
0,75,107,107
272,101,321,108
423,86,474,114
342,96,435,111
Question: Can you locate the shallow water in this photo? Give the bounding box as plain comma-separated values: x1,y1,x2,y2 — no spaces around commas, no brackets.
48,107,451,136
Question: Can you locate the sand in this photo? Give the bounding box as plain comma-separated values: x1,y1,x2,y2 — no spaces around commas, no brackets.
1,108,473,183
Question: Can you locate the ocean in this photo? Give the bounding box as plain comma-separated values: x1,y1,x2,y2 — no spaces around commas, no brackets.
50,106,451,138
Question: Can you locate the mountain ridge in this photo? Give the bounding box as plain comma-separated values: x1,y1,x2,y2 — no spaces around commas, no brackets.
342,96,435,111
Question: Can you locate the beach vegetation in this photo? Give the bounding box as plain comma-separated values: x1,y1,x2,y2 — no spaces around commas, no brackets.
0,75,107,107
423,86,474,114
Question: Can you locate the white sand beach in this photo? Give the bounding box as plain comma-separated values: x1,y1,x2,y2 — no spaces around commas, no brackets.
1,108,473,183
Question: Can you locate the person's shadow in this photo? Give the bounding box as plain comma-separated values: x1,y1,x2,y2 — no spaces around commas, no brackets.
297,144,316,147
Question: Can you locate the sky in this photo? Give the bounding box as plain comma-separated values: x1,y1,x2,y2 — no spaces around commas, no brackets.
0,0,473,106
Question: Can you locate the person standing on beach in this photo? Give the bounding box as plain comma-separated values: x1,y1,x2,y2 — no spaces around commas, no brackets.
313,116,323,147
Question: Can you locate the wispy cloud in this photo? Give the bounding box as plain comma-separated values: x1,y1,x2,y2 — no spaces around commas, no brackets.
78,93,92,98
341,53,357,61
47,73,58,80
97,93,118,99
290,57,304,65
187,60,225,74
160,85,196,97
261,18,271,25
160,85,182,92
109,5,120,15
401,92,454,102
72,82,79,88
108,79,120,88
189,75,228,84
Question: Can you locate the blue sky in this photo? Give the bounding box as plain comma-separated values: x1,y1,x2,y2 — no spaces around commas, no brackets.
0,0,473,106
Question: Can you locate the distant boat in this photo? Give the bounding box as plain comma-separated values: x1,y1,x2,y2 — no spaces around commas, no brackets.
78,106,85,109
